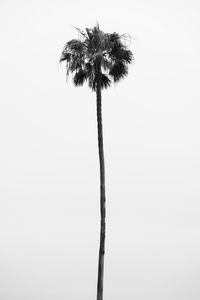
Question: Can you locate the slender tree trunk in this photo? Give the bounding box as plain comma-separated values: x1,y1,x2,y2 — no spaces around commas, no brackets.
96,78,106,300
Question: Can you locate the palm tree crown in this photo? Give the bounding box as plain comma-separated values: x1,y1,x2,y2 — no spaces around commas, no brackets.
60,24,133,91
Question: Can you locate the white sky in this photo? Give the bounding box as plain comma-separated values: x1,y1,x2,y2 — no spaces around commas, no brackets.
0,0,200,299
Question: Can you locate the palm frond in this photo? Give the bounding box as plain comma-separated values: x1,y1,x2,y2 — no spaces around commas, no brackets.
109,61,128,82
86,28,93,39
100,74,111,89
59,39,84,63
108,32,120,44
111,47,133,64
67,39,84,52
121,49,133,63
60,52,71,62
73,69,88,86
68,54,84,72
73,26,88,39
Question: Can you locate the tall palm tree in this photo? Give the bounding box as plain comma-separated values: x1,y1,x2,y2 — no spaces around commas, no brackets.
60,24,133,300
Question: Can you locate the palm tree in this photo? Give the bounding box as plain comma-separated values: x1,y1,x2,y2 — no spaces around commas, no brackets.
60,24,133,300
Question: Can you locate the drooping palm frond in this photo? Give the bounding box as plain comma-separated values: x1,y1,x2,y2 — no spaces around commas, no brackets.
60,52,71,62
111,46,133,64
109,61,128,82
73,69,88,86
60,25,133,91
100,74,111,89
60,39,86,64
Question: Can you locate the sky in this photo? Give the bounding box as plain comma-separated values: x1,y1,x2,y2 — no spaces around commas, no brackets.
0,0,200,299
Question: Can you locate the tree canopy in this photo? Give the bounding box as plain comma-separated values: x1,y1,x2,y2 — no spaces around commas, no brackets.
60,25,133,91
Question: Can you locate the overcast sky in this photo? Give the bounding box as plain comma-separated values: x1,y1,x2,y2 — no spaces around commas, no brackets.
0,0,200,299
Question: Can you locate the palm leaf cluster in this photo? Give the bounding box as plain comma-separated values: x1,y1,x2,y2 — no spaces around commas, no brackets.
60,25,133,91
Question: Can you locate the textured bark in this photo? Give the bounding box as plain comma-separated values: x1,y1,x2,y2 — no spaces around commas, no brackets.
96,78,106,300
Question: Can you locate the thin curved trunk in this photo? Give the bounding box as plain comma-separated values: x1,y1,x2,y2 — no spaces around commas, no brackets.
96,78,106,300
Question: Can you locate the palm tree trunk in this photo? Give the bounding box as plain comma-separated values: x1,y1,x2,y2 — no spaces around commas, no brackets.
96,78,106,300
